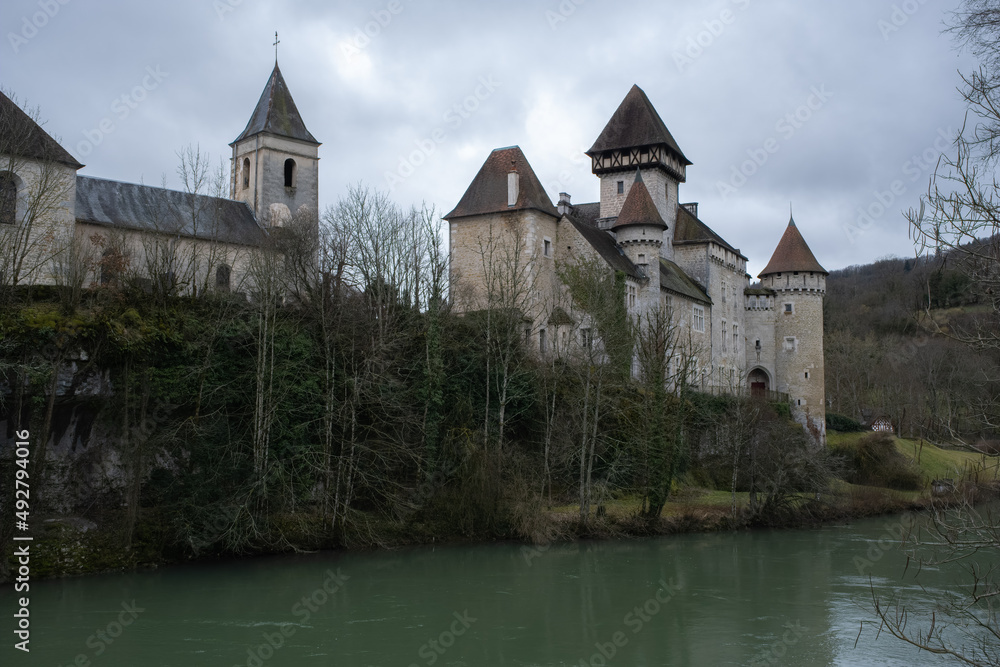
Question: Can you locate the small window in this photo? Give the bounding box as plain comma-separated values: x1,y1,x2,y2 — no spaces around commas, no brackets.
0,172,17,225
722,320,727,352
722,280,727,303
216,264,231,291
784,336,797,352
242,158,250,189
804,371,810,380
539,328,547,354
581,328,593,350
617,181,624,195
637,253,646,264
284,158,296,188
733,324,738,351
784,303,794,314
543,238,552,257
693,306,705,333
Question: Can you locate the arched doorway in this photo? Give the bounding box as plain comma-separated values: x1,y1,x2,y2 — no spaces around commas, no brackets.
748,368,770,398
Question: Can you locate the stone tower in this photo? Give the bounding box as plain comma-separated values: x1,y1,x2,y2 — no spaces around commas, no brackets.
757,217,828,445
586,84,691,260
230,62,320,228
612,169,666,316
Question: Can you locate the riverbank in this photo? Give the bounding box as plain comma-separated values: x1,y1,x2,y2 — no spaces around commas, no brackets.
13,442,997,582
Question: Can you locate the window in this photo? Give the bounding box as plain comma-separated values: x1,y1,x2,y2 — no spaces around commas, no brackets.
627,284,637,310
784,336,797,352
722,320,727,352
216,264,231,291
0,172,16,225
721,280,726,303
665,294,674,318
617,181,624,195
804,371,810,380
580,328,593,350
284,158,296,188
543,238,552,257
242,158,250,189
693,306,705,332
733,324,738,353
539,328,547,354
784,303,794,314
637,253,646,265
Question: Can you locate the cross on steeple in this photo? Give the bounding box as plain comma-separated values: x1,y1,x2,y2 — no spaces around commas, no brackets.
273,31,280,62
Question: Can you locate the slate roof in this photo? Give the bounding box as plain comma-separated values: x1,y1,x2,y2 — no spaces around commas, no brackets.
233,63,319,145
673,204,746,259
565,214,641,279
75,176,266,246
444,146,559,220
586,85,691,165
612,171,667,231
660,258,711,304
0,91,83,169
758,218,828,276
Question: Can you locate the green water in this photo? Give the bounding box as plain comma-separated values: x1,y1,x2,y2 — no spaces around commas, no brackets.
4,513,985,666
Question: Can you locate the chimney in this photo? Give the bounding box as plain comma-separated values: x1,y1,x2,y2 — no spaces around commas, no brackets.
557,192,571,216
508,163,519,207
681,202,698,218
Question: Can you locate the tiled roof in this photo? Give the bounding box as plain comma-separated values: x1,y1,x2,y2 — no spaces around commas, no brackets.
75,176,266,246
660,258,711,304
233,63,319,145
612,171,667,231
758,218,827,276
565,214,641,279
0,91,83,169
673,204,745,259
587,85,690,165
444,146,559,220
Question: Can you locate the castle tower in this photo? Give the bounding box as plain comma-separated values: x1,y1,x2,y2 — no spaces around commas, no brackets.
586,84,691,260
757,216,828,445
230,62,320,227
612,169,666,317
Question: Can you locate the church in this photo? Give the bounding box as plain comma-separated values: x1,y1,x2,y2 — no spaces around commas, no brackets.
445,85,828,444
0,61,319,296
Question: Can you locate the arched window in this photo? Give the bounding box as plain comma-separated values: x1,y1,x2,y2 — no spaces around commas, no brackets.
0,172,17,225
216,264,231,292
242,158,250,189
284,158,296,188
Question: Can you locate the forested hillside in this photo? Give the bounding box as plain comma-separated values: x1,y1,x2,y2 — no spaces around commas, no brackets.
824,247,1000,445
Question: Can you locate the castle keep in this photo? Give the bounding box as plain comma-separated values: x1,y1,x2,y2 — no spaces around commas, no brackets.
446,85,828,444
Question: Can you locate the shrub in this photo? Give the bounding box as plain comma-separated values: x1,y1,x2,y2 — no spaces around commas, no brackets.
826,412,864,432
837,432,923,491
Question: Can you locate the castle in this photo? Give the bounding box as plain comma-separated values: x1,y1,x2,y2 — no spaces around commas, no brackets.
445,85,828,444
0,67,827,443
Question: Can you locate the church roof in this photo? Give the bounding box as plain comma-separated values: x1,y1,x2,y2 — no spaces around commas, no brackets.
612,171,667,231
660,258,711,305
75,176,266,246
0,91,83,169
758,217,828,276
444,146,559,220
586,85,690,165
673,204,746,259
232,63,318,145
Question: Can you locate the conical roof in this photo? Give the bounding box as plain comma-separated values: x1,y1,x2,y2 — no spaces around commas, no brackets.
444,146,559,219
587,85,690,165
612,170,667,230
232,63,318,145
758,217,827,276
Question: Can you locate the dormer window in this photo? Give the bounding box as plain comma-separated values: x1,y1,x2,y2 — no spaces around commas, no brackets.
284,158,297,188
242,158,250,189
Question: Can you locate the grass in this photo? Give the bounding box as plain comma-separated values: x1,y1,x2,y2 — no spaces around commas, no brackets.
830,430,996,483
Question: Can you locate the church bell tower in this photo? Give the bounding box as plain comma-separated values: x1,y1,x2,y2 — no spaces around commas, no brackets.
230,61,320,228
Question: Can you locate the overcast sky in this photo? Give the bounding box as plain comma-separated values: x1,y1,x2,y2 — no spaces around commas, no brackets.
1,0,979,276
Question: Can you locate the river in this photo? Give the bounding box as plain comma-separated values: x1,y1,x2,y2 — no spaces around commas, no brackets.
5,512,986,666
